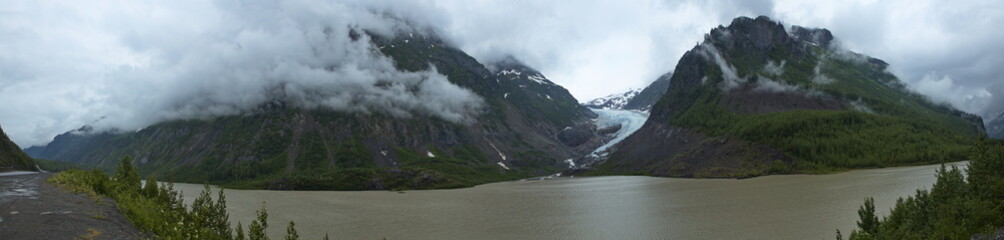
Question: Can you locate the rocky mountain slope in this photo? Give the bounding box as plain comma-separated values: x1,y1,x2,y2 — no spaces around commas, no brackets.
594,16,985,178
1,125,37,172
622,72,673,111
26,30,600,190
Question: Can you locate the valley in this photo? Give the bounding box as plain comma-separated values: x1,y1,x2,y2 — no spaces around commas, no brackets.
3,1,1003,239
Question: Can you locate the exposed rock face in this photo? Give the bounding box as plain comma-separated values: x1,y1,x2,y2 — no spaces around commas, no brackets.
558,124,597,147
711,16,802,54
623,72,673,111
789,25,834,48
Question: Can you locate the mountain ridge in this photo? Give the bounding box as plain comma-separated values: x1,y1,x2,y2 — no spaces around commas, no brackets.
594,16,985,178
27,30,601,190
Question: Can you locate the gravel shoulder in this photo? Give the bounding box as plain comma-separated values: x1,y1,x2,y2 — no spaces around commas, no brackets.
0,172,143,240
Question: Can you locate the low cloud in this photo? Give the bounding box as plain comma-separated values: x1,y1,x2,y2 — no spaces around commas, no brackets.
0,1,483,147
911,72,992,114
763,60,786,76
697,43,746,90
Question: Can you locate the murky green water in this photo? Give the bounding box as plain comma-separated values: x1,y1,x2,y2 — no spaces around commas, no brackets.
174,162,963,240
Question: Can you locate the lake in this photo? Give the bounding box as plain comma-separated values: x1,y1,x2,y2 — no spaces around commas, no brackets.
174,162,964,240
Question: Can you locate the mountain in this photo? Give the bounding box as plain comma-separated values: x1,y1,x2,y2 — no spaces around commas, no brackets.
584,72,672,111
593,16,985,178
1,125,37,172
26,30,600,190
622,72,672,111
988,112,1004,139
583,89,641,110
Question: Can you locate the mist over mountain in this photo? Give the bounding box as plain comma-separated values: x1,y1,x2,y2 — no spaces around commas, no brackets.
25,27,604,190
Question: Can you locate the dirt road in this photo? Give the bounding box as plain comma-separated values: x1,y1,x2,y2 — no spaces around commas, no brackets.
0,172,142,240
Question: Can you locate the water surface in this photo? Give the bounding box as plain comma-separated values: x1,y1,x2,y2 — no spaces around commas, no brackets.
175,162,963,240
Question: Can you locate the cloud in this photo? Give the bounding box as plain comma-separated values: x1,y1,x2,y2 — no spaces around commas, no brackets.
696,43,746,90
763,60,786,76
3,0,1004,147
772,0,1004,117
911,72,992,114
0,0,484,147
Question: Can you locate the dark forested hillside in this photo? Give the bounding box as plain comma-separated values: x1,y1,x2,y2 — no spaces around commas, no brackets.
596,16,986,178
1,125,37,172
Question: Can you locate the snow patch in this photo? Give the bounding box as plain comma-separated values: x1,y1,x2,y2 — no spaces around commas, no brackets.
564,158,576,168
499,69,522,76
527,74,551,85
485,140,507,161
0,171,38,177
496,162,510,170
426,151,436,158
380,150,388,157
504,92,509,98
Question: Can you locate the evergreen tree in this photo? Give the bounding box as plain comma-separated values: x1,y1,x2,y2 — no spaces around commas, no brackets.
114,155,140,192
249,202,269,240
236,222,246,240
142,176,158,198
285,221,299,240
212,188,233,240
856,198,879,236
191,184,214,239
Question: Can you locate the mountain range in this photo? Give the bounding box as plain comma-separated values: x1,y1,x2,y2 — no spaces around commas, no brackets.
593,16,985,178
25,30,601,190
22,15,992,187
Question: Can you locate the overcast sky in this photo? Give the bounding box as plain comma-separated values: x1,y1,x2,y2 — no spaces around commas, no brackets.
1,0,1002,147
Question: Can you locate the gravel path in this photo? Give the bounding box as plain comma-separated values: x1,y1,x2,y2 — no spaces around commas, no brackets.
0,172,142,240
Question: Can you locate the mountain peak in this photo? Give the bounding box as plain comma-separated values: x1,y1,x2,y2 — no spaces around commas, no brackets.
584,89,642,110
487,56,554,86
789,25,834,48
706,16,796,52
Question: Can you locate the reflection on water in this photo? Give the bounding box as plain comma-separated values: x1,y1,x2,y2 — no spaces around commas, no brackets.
174,162,964,240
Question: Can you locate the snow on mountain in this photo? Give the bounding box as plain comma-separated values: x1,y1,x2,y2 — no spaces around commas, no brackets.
582,89,641,110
